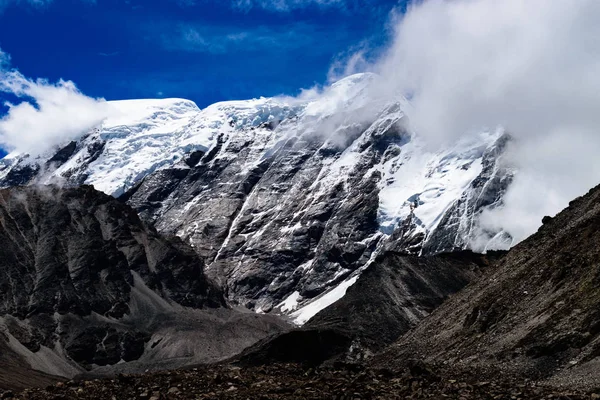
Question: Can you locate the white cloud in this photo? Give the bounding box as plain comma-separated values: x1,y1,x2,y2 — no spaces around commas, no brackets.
358,0,600,245
0,48,110,155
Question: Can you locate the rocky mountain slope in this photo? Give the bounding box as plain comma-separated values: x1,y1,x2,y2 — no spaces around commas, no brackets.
304,251,502,351
234,251,500,367
0,185,287,386
375,182,600,389
1,74,599,398
0,73,515,320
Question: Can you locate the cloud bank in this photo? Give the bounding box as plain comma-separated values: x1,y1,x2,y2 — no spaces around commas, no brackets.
0,49,109,155
363,0,600,246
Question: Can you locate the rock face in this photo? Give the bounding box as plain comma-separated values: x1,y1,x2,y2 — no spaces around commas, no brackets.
0,74,515,319
375,182,600,389
0,185,223,317
0,185,287,383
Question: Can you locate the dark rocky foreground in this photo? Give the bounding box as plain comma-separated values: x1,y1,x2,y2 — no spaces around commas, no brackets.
3,363,597,400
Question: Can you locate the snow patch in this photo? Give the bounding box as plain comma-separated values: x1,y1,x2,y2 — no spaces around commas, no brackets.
277,291,301,313
290,275,359,325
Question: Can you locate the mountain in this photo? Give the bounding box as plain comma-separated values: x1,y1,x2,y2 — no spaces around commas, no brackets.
0,73,515,321
3,73,600,398
0,185,287,388
374,182,600,390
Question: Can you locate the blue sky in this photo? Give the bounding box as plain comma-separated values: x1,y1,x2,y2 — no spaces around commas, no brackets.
0,0,402,109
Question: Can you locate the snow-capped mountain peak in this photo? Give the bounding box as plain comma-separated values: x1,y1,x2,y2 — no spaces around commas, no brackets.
0,74,514,323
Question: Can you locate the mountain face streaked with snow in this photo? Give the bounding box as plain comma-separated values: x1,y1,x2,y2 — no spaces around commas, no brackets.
0,73,514,323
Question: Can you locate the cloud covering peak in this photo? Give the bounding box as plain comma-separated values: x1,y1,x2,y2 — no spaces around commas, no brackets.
362,0,600,245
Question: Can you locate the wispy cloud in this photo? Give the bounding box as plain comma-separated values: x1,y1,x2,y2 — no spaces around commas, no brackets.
161,23,317,54
231,0,347,12
1,0,53,6
0,0,353,14
177,0,349,12
0,0,94,12
0,0,46,13
170,27,225,53
0,47,109,155
327,42,378,83
98,51,119,57
0,48,10,67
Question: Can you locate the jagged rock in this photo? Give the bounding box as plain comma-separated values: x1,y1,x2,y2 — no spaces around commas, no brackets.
123,106,513,317
305,251,503,350
0,185,223,320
